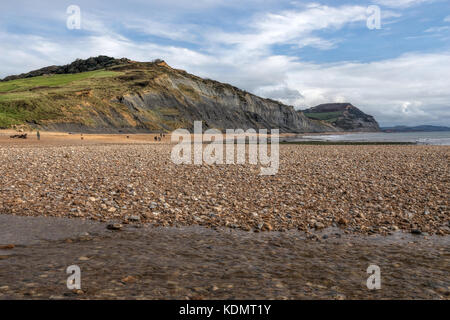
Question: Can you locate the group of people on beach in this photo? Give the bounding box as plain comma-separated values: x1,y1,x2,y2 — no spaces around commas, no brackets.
154,133,165,141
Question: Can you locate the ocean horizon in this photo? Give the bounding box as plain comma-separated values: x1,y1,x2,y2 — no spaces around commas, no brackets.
294,131,450,145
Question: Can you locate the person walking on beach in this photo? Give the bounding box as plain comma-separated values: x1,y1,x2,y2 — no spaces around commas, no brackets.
36,130,40,141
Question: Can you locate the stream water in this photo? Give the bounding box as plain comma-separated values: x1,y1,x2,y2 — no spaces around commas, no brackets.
0,214,448,299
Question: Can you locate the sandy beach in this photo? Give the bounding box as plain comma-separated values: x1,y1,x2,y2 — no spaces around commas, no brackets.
0,130,169,146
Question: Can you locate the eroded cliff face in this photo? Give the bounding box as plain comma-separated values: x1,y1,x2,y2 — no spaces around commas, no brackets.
116,73,336,133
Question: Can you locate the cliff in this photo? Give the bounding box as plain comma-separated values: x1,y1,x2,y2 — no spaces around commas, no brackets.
0,56,335,133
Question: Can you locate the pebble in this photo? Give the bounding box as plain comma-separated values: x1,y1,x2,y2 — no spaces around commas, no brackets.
127,215,141,222
121,275,137,283
149,202,158,209
107,223,123,231
435,287,448,295
314,222,325,230
262,223,273,231
0,244,15,250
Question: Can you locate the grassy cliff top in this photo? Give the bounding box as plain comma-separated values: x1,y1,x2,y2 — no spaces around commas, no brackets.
0,60,173,128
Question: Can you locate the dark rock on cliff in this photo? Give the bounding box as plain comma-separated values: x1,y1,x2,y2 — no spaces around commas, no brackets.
1,56,131,82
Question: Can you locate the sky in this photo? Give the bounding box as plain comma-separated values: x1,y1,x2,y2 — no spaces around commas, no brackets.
0,0,449,126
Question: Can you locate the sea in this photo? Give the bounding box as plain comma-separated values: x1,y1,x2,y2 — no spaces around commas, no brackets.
288,131,450,146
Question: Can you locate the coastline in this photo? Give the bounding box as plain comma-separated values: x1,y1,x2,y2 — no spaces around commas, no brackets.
4,130,448,146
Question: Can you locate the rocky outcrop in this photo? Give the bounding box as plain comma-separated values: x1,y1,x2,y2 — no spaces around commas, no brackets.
303,103,380,132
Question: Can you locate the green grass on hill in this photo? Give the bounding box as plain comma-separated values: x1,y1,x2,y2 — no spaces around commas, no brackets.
0,70,118,94
0,97,64,127
0,69,125,128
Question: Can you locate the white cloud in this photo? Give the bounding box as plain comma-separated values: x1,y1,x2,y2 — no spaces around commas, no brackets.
276,52,450,126
256,86,304,106
425,26,450,33
374,0,434,8
444,15,450,22
211,5,368,52
123,19,200,42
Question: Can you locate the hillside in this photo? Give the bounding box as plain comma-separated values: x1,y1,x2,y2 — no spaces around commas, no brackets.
303,103,380,132
0,56,337,133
